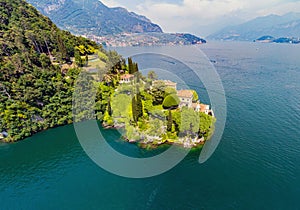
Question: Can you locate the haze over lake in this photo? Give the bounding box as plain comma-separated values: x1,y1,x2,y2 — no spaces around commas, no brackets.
1,41,300,209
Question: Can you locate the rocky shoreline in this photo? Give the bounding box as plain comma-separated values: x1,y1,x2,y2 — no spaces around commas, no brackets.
102,123,207,149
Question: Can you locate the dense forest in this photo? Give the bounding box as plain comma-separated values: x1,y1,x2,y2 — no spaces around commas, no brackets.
0,0,121,141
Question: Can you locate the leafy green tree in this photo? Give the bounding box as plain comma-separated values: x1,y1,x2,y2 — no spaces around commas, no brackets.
103,110,113,126
146,118,164,136
180,107,199,134
40,53,51,69
107,50,122,72
162,94,180,109
172,110,181,132
147,70,158,80
150,81,166,105
199,112,215,138
164,87,177,98
141,91,154,114
75,50,83,67
192,90,199,102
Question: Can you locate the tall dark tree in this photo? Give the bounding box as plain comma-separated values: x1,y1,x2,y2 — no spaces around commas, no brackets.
134,63,139,73
128,57,133,74
85,54,89,67
107,97,112,116
56,32,68,62
167,110,172,132
132,95,138,123
136,93,143,120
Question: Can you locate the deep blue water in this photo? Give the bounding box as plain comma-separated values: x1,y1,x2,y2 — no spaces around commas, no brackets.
1,41,300,209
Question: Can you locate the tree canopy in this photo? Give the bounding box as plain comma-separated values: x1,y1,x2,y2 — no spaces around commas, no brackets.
162,94,180,109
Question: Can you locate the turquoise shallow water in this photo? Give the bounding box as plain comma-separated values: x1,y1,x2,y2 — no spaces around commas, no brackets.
1,42,300,209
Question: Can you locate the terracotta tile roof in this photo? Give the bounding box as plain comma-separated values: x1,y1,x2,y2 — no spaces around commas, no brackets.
177,90,193,98
192,103,200,109
120,74,134,79
200,104,210,112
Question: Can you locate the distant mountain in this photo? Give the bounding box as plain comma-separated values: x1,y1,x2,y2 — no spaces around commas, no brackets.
208,12,300,41
26,0,163,36
26,0,206,46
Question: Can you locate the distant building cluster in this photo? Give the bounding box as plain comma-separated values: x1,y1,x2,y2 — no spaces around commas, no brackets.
81,33,203,47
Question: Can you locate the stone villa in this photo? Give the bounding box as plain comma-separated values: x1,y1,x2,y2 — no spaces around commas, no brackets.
177,90,194,108
120,74,134,84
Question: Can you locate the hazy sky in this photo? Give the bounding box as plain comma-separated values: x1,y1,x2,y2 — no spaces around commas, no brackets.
100,0,300,37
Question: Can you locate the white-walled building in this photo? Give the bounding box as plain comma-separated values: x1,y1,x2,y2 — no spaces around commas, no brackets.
120,74,134,84
177,90,193,108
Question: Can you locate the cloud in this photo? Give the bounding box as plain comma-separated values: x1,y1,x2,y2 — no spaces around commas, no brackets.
257,1,300,16
99,0,300,36
135,0,250,35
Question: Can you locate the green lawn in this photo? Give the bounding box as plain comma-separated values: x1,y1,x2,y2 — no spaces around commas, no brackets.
84,54,106,72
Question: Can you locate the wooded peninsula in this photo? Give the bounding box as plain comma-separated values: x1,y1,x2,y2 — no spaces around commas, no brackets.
0,0,215,148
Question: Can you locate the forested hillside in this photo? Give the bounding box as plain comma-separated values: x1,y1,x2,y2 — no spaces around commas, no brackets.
0,0,110,141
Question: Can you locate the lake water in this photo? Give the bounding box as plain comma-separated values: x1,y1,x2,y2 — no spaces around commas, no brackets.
1,41,300,209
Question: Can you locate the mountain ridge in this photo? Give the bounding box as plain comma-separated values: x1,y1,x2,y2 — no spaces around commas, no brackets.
208,12,300,41
26,0,206,46
26,0,163,36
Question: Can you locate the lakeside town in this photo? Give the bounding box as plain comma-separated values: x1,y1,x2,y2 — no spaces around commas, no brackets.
81,32,206,47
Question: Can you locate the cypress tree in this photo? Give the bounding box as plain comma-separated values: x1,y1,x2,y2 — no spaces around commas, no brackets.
128,57,133,74
136,93,143,119
167,110,172,132
136,72,140,83
107,98,112,116
132,95,138,123
135,63,139,73
56,32,67,61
